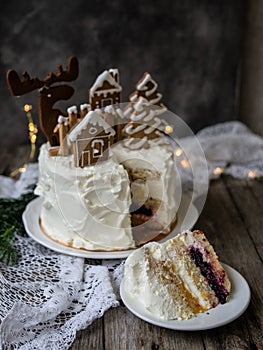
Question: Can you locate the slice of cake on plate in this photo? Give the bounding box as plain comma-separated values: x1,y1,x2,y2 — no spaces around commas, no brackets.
123,230,231,320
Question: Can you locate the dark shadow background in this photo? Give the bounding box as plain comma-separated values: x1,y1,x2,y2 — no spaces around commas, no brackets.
0,0,245,148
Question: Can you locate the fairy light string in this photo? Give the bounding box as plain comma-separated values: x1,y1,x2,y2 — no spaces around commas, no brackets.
10,104,38,177
8,114,259,180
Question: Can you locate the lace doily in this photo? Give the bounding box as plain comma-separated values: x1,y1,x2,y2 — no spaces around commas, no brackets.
0,121,263,349
0,234,121,349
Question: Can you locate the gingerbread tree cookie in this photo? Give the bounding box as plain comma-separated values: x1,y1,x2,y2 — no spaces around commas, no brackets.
123,97,167,149
129,72,167,110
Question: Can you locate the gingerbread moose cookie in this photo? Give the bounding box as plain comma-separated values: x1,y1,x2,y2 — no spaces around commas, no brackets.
6,56,79,146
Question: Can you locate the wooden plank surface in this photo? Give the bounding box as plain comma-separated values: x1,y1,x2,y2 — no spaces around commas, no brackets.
196,177,263,350
1,148,263,350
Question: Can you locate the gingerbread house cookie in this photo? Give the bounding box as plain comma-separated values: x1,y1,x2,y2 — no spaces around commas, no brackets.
68,110,116,167
88,69,122,110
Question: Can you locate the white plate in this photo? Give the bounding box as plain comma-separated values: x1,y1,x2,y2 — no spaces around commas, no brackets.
22,195,199,259
120,264,250,330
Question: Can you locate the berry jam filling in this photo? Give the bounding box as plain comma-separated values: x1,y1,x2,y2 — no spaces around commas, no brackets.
188,246,229,304
133,205,152,217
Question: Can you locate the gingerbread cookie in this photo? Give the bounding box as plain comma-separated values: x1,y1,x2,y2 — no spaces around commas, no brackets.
6,56,79,146
129,72,167,111
88,69,122,110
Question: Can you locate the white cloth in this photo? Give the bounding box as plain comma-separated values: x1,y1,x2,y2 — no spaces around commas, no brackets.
0,235,120,349
174,121,263,188
0,121,263,349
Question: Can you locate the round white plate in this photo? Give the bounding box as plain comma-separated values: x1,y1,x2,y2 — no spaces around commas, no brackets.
120,264,250,330
22,195,199,259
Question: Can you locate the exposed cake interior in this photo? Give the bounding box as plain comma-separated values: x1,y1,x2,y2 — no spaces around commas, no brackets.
123,230,231,320
111,139,178,243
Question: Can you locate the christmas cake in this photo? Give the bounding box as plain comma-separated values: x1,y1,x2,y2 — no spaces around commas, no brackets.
7,56,178,251
123,230,231,320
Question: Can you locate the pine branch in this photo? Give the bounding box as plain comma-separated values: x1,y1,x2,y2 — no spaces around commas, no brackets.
0,192,36,265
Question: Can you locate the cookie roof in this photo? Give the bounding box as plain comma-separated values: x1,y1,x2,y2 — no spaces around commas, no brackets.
89,69,122,98
68,110,115,142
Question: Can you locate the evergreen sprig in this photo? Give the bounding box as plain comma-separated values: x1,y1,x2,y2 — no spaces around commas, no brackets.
0,192,36,265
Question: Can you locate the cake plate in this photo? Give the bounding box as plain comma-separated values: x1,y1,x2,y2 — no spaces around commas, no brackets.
120,263,251,330
22,194,199,259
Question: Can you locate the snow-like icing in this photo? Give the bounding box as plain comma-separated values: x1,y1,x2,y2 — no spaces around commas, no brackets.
125,123,146,135
124,136,148,149
104,105,125,119
58,115,69,126
129,92,138,102
80,103,91,111
134,97,148,111
144,118,162,134
148,92,162,105
68,110,115,142
67,106,78,114
137,73,158,97
131,110,147,122
89,70,122,97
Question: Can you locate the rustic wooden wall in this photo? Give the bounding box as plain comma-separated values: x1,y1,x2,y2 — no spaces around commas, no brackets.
0,0,245,147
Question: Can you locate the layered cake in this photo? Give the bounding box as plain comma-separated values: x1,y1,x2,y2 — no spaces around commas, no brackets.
123,230,231,320
6,56,179,251
35,133,177,251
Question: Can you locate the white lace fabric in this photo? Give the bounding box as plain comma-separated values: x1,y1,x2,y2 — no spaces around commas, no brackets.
0,235,120,349
0,121,263,349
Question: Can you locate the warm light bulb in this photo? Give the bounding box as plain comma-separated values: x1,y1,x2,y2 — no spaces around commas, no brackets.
181,158,190,168
24,104,32,112
31,134,37,143
29,122,35,132
213,167,223,175
248,170,257,179
175,148,183,157
165,125,173,134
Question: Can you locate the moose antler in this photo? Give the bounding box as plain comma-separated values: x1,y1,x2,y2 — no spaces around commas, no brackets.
6,56,79,96
6,70,45,96
43,56,79,86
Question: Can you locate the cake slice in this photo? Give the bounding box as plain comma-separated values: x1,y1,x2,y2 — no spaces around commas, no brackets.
123,230,231,320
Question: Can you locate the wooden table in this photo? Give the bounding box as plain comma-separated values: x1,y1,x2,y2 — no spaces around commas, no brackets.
1,146,263,350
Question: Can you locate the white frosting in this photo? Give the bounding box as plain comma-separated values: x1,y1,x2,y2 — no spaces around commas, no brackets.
125,123,145,135
67,105,78,114
58,115,69,125
130,74,164,106
80,103,91,111
125,98,166,147
148,92,162,105
35,143,134,251
124,136,148,149
35,138,178,251
137,73,157,96
104,105,125,120
123,241,195,320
